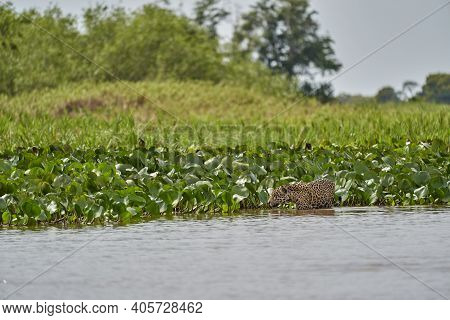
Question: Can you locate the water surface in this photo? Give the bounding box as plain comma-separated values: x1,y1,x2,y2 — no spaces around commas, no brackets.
1,207,449,299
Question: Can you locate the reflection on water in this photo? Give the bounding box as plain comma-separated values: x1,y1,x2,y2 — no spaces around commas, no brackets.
246,208,336,216
1,207,449,299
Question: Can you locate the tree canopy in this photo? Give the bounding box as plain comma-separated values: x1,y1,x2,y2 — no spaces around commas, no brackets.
193,0,230,38
375,86,400,103
420,73,450,104
232,0,341,78
0,2,304,96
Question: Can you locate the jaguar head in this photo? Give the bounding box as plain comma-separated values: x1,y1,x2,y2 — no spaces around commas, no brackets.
268,185,290,207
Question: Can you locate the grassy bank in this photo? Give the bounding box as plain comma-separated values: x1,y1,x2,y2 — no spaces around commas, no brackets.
0,81,449,226
0,81,448,150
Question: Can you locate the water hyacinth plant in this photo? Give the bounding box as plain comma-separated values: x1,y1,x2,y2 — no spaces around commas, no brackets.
1,140,448,226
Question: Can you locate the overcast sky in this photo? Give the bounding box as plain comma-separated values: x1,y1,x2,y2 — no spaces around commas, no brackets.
12,0,450,95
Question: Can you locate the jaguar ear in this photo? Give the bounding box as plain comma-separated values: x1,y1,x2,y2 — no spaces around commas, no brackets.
280,185,288,193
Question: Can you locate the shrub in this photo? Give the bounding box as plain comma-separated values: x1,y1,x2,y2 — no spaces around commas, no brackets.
0,2,298,97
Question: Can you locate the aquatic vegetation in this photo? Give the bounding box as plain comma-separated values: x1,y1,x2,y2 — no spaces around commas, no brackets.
1,141,448,226
0,81,448,226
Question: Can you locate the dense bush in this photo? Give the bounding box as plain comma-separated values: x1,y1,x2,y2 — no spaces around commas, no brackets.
0,5,84,94
0,2,297,96
82,5,225,82
420,73,450,104
375,86,400,103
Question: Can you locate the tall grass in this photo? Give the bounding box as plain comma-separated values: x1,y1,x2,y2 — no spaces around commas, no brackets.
0,81,448,151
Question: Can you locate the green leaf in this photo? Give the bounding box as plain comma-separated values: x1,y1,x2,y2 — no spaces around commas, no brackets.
195,180,213,189
380,174,394,187
220,191,233,206
37,211,47,222
184,174,200,185
22,214,29,226
369,191,378,205
145,181,161,197
344,179,353,190
382,156,395,167
119,210,132,221
250,165,267,176
126,207,138,216
354,161,369,175
335,188,349,202
115,164,134,173
47,201,58,214
2,211,11,224
414,186,428,199
145,200,160,215
204,156,220,170
430,176,445,189
0,197,7,211
0,160,12,173
126,194,147,207
158,201,168,213
53,174,71,188
258,190,269,204
22,201,41,217
92,205,104,219
231,185,249,202
160,190,181,207
94,206,104,219
233,161,249,171
412,171,431,186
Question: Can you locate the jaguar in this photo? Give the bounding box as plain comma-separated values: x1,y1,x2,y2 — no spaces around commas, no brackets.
268,178,335,210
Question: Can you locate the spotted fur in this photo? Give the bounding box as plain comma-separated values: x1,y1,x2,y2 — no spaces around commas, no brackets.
268,178,335,210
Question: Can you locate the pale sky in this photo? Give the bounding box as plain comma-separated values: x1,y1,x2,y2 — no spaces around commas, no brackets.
12,0,450,95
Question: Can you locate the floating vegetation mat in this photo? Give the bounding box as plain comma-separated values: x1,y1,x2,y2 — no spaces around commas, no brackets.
1,142,448,226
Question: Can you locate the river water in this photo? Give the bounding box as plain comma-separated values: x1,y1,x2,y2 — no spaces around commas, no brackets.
1,207,449,299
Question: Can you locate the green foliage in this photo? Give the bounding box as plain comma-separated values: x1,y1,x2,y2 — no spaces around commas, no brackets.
0,2,20,95
233,0,341,78
0,2,296,96
0,80,448,151
83,4,225,82
0,4,83,95
420,73,450,104
401,80,419,101
0,2,448,228
0,142,448,226
0,80,448,227
375,86,400,103
300,81,334,103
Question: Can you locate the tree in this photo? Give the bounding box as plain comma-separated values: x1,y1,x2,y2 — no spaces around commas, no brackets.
0,4,83,95
301,81,334,103
420,73,450,104
194,0,230,38
375,86,399,103
397,80,418,101
232,0,341,79
84,4,225,82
